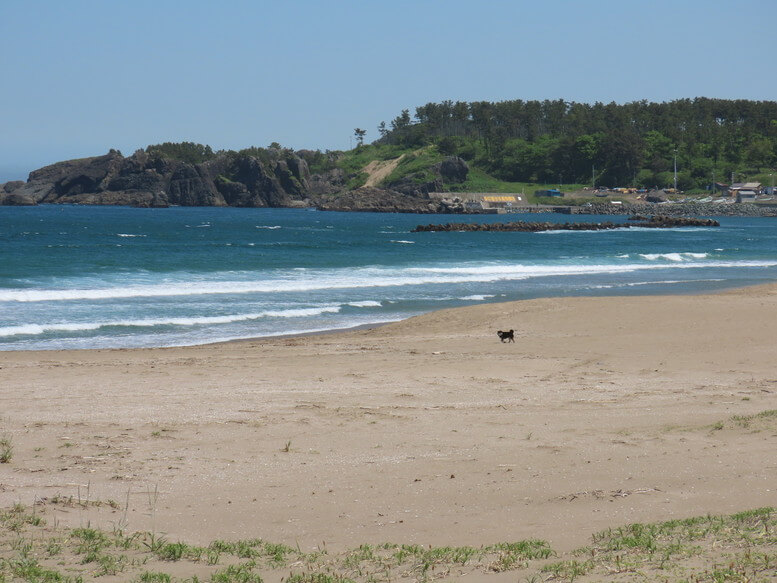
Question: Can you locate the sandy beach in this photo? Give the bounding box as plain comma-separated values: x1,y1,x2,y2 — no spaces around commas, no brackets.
2,284,777,572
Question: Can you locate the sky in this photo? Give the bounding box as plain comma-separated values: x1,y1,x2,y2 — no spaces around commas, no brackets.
1,0,776,182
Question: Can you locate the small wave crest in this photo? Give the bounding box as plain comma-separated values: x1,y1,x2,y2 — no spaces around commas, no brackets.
0,323,102,336
0,306,342,338
639,252,709,262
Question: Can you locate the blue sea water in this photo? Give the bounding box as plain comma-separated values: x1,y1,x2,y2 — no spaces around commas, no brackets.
1,205,777,351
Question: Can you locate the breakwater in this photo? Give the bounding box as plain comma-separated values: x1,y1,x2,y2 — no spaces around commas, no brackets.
411,216,720,233
558,202,777,217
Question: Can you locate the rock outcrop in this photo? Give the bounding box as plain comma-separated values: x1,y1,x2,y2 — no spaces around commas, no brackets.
437,156,469,183
0,192,35,206
2,148,319,208
315,186,439,213
3,180,25,193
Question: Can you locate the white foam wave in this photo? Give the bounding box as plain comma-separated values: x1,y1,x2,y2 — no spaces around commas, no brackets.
391,240,415,244
256,225,282,230
0,323,103,336
460,294,496,301
116,233,146,238
347,301,382,307
3,260,775,303
626,226,716,232
624,278,725,287
539,229,615,235
639,252,709,262
0,306,342,338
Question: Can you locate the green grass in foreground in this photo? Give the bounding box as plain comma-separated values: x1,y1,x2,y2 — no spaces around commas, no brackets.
2,503,777,582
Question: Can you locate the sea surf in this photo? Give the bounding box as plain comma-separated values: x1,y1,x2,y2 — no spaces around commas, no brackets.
2,205,777,351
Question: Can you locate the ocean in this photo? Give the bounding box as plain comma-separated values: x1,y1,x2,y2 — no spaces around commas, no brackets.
2,205,777,351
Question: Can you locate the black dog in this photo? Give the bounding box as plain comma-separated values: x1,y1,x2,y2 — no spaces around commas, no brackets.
497,329,514,343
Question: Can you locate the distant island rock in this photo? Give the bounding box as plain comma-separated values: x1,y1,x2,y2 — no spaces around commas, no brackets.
411,216,720,232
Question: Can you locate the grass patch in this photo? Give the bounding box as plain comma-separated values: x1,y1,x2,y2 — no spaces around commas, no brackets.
0,435,12,463
3,503,777,581
708,409,777,432
383,147,444,185
134,571,172,583
334,144,409,179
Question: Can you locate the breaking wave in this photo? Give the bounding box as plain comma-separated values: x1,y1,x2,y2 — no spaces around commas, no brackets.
3,259,776,303
0,306,344,338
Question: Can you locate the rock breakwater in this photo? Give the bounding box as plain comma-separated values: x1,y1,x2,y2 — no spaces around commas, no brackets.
411,216,720,233
571,202,777,218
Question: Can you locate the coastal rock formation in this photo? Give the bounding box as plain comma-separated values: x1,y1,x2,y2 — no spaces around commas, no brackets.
2,148,318,208
0,192,35,205
436,156,469,183
411,216,720,232
4,148,777,217
315,186,438,213
3,180,25,193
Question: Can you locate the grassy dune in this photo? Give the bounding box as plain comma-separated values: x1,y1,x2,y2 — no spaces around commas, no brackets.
2,502,776,582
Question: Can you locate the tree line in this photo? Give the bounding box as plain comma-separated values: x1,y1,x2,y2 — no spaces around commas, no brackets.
379,98,777,189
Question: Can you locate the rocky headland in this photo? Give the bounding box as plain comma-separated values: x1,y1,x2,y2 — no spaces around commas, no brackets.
0,149,470,212
0,149,318,208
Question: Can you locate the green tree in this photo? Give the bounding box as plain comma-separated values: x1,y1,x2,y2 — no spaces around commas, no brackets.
745,136,775,170
354,128,367,147
377,121,388,140
642,130,674,172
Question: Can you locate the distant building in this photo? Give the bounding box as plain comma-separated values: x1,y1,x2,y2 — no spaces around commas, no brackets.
729,182,762,196
736,190,758,203
482,195,520,209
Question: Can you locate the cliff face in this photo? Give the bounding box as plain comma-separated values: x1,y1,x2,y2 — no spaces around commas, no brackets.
0,149,319,208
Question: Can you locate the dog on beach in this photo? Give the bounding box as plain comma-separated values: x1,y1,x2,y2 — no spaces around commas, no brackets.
497,329,515,343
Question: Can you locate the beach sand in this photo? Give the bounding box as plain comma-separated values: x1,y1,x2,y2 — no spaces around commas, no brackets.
1,285,776,557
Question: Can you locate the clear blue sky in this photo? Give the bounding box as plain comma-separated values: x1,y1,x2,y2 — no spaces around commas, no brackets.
2,0,775,181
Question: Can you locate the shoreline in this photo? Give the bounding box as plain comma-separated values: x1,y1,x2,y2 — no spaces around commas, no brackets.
3,278,770,355
2,283,777,558
182,279,777,351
